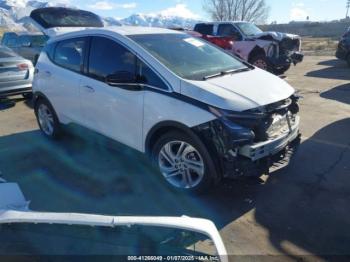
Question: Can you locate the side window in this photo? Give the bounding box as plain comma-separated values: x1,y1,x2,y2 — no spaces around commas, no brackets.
88,36,136,82
218,24,241,38
19,35,30,46
137,60,168,90
194,24,214,35
54,38,86,73
6,37,18,48
44,42,56,61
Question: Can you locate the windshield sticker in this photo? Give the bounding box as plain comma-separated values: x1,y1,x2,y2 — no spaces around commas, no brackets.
184,38,205,47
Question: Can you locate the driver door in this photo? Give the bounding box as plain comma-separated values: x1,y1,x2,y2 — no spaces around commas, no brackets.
217,23,247,59
79,36,144,151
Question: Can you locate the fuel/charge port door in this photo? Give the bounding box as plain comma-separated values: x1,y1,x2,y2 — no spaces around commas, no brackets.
29,7,104,37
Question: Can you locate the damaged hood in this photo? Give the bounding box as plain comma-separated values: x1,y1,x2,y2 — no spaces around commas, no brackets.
182,68,295,112
252,31,301,41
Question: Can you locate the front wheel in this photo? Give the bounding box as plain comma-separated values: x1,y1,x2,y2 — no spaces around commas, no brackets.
34,98,61,139
249,54,271,72
152,131,218,194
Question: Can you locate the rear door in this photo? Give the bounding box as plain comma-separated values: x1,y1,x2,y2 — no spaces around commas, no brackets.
41,37,88,123
29,7,104,37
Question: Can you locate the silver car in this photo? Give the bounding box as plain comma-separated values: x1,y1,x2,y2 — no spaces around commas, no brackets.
0,45,34,99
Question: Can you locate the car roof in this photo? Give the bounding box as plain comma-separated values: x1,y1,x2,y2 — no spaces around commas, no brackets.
48,26,184,42
196,21,248,25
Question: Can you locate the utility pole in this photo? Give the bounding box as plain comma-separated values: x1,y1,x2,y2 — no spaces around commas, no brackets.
347,0,350,18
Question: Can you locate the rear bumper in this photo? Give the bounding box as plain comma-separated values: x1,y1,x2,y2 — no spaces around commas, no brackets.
0,86,32,98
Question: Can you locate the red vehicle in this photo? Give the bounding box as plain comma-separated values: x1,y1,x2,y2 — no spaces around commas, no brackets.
171,28,234,51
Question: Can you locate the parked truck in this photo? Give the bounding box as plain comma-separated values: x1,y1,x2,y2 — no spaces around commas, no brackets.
193,22,304,75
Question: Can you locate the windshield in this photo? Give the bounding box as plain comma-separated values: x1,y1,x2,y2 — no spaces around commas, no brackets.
0,46,17,58
235,22,263,37
129,34,246,81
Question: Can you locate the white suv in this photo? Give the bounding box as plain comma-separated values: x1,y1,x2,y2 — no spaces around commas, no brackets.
31,8,301,193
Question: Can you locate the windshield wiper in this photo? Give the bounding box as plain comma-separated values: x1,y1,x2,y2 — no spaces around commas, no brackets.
203,67,250,80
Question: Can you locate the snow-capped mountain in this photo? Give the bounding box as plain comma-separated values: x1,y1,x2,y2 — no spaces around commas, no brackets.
0,0,201,33
120,13,201,29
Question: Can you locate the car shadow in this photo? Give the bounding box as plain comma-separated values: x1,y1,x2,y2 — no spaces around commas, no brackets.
0,96,33,111
320,83,350,105
0,98,16,111
0,119,349,258
317,59,341,66
254,118,350,259
305,59,350,81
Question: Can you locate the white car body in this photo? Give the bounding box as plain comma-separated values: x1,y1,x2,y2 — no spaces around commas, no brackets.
31,7,300,191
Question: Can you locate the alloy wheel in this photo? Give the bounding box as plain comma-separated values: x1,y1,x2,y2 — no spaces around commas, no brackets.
158,141,205,189
37,104,54,136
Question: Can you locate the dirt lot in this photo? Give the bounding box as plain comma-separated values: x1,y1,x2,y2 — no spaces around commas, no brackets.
0,56,350,261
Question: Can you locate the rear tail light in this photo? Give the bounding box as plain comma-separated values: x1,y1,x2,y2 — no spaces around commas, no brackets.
17,63,29,71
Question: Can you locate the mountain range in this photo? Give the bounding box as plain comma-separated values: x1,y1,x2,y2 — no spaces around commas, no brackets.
0,0,202,32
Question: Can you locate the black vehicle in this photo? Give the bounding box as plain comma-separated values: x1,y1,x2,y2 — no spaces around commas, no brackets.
336,28,350,67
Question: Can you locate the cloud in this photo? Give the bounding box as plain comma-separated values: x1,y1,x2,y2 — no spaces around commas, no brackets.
88,1,136,10
290,7,309,21
158,4,200,19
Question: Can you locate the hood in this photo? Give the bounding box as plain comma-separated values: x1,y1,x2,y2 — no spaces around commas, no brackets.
253,31,300,42
181,68,295,112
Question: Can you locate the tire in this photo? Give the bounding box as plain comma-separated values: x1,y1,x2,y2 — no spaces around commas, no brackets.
273,64,291,75
151,131,218,194
22,92,33,100
249,54,271,72
34,98,61,139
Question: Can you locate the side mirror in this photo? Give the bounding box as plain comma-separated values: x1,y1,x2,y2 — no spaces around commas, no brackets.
106,71,143,91
232,32,242,41
106,71,136,85
22,41,32,47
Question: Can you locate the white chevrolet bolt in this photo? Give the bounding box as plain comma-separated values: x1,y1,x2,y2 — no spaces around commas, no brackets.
31,7,301,193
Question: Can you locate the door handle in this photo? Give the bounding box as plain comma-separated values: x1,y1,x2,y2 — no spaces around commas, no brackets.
45,71,51,77
83,85,95,93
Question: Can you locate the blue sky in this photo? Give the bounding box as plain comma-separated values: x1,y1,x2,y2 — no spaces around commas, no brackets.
67,0,346,23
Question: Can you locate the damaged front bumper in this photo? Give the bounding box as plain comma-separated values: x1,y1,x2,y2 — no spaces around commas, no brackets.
239,116,300,161
268,51,304,69
193,98,301,179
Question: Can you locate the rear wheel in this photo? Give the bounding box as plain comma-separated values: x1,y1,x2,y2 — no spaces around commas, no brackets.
34,98,61,139
152,131,217,194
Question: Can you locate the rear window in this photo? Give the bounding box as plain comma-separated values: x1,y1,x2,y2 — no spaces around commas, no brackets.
0,46,17,58
194,24,214,35
53,38,86,73
30,7,104,29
